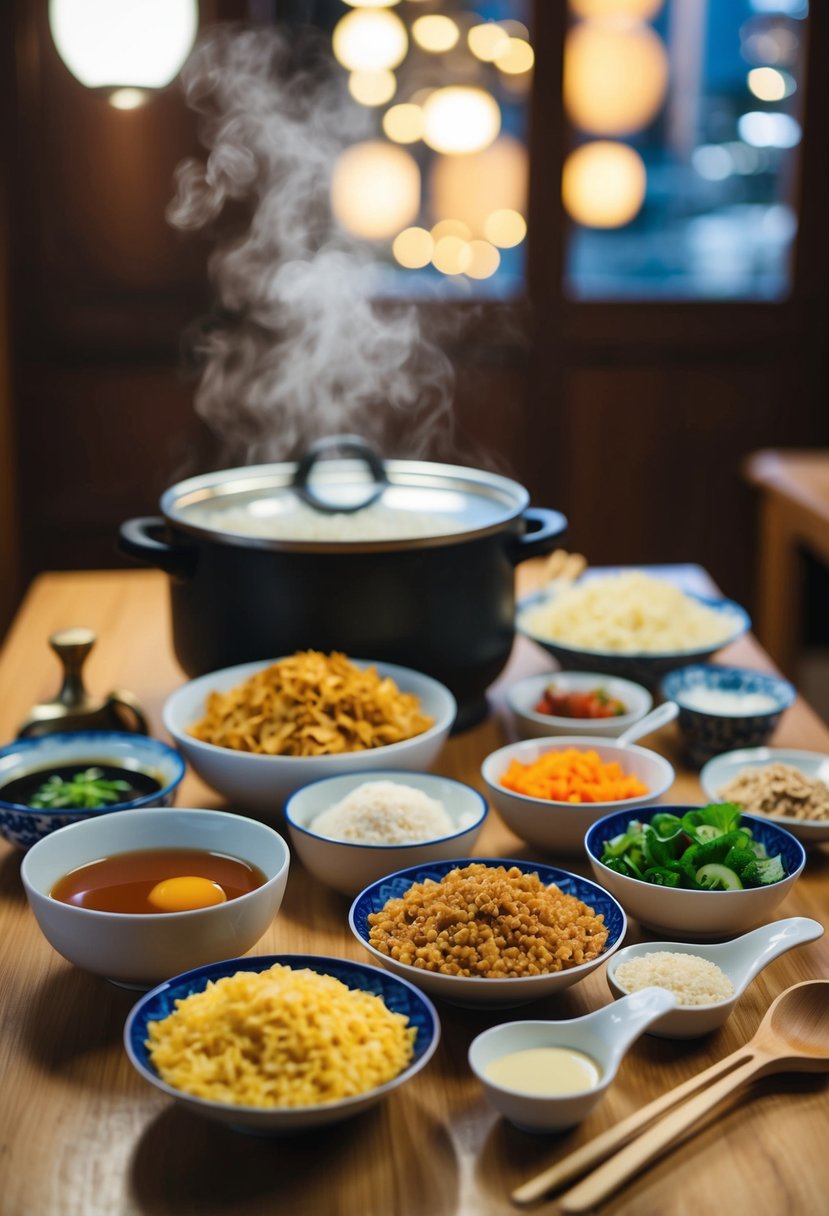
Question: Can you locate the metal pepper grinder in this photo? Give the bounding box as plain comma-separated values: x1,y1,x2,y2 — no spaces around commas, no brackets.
17,628,149,738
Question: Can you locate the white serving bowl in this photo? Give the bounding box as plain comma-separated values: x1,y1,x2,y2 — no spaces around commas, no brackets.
284,771,488,897
700,747,829,845
480,736,674,856
605,917,824,1039
468,987,675,1132
507,671,652,740
20,808,290,987
349,857,627,1008
517,584,749,689
163,657,456,820
125,953,440,1134
584,807,806,939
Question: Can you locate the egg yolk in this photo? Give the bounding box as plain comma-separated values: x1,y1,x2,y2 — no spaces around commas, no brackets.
147,876,228,912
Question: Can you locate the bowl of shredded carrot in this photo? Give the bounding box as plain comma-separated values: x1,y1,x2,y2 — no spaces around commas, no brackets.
481,737,674,856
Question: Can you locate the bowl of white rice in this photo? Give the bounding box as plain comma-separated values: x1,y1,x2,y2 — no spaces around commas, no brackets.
284,771,489,897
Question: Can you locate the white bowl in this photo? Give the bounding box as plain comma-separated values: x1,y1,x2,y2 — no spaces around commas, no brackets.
163,658,457,821
349,857,627,1008
480,736,674,856
20,808,290,986
700,747,829,845
507,672,652,739
125,953,440,1133
584,808,806,939
284,771,488,897
605,917,824,1039
468,988,675,1132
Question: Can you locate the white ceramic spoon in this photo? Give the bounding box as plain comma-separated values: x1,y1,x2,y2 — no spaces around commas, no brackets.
605,915,824,1037
468,986,676,1133
616,700,679,746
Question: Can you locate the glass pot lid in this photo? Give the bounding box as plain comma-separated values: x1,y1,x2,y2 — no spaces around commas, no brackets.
161,436,531,553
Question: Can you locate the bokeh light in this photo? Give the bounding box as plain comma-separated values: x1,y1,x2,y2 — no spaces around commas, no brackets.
332,9,408,73
569,0,663,18
431,219,472,242
468,22,511,63
747,66,793,101
422,86,501,155
562,141,647,228
343,0,400,5
464,240,501,279
484,208,527,248
431,135,527,236
383,102,423,144
331,140,421,239
412,14,459,53
496,38,534,76
564,20,668,135
108,87,148,109
393,227,434,268
432,235,471,275
348,69,396,107
48,0,198,88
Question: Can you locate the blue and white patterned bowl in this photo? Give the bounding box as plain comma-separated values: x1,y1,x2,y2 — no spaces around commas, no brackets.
661,665,795,766
349,857,626,1007
517,589,750,689
0,731,185,849
585,806,806,939
125,953,440,1133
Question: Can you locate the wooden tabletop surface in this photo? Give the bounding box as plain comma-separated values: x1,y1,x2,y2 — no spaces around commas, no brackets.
0,567,827,1216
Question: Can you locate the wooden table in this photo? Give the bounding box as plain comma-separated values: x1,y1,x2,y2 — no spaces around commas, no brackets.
0,569,827,1216
744,448,829,679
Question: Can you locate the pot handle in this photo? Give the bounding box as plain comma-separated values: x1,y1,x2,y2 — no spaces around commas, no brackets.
292,434,388,515
507,507,568,566
119,517,197,580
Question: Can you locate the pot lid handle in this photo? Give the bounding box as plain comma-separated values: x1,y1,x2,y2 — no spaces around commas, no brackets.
292,434,389,514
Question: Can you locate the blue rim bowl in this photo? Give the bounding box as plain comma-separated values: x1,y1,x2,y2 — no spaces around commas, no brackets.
125,953,440,1133
0,730,186,849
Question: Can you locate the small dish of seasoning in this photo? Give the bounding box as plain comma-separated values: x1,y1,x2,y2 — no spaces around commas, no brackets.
468,987,676,1133
606,916,823,1038
507,672,652,741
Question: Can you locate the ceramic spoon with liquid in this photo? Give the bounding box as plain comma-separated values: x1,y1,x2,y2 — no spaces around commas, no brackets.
513,979,829,1209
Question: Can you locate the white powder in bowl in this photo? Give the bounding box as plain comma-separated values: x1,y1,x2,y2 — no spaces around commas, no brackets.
309,780,456,845
614,951,734,1006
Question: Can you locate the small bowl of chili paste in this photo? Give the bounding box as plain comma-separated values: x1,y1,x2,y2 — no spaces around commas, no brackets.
0,731,185,849
507,672,652,740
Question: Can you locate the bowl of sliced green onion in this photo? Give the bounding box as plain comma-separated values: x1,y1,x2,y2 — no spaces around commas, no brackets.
0,731,185,849
584,803,806,938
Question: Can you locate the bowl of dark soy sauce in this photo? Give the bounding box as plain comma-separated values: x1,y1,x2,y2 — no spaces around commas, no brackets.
0,731,185,849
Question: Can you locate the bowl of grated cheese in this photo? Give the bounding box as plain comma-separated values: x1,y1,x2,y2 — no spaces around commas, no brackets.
285,771,488,897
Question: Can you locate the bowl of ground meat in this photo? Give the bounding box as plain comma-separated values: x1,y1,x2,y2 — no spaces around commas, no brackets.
348,858,626,1007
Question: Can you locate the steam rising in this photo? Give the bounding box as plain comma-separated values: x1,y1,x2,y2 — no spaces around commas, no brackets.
168,26,455,463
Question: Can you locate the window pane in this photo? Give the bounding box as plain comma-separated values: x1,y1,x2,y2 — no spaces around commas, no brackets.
563,0,807,300
327,0,532,298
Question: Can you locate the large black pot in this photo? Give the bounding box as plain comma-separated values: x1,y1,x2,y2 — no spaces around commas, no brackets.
119,438,566,729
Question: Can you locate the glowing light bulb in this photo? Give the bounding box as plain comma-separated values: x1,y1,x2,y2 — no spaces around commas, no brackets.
332,9,408,73
48,0,198,89
331,140,421,240
422,87,501,156
468,23,511,63
562,141,647,228
412,15,459,53
348,69,396,107
564,20,668,135
393,227,433,268
383,103,423,144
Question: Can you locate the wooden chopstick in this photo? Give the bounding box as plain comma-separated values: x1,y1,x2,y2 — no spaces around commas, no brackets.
543,550,587,585
511,1047,752,1206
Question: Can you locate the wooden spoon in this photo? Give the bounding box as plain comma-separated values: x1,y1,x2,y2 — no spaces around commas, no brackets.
512,980,829,1210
